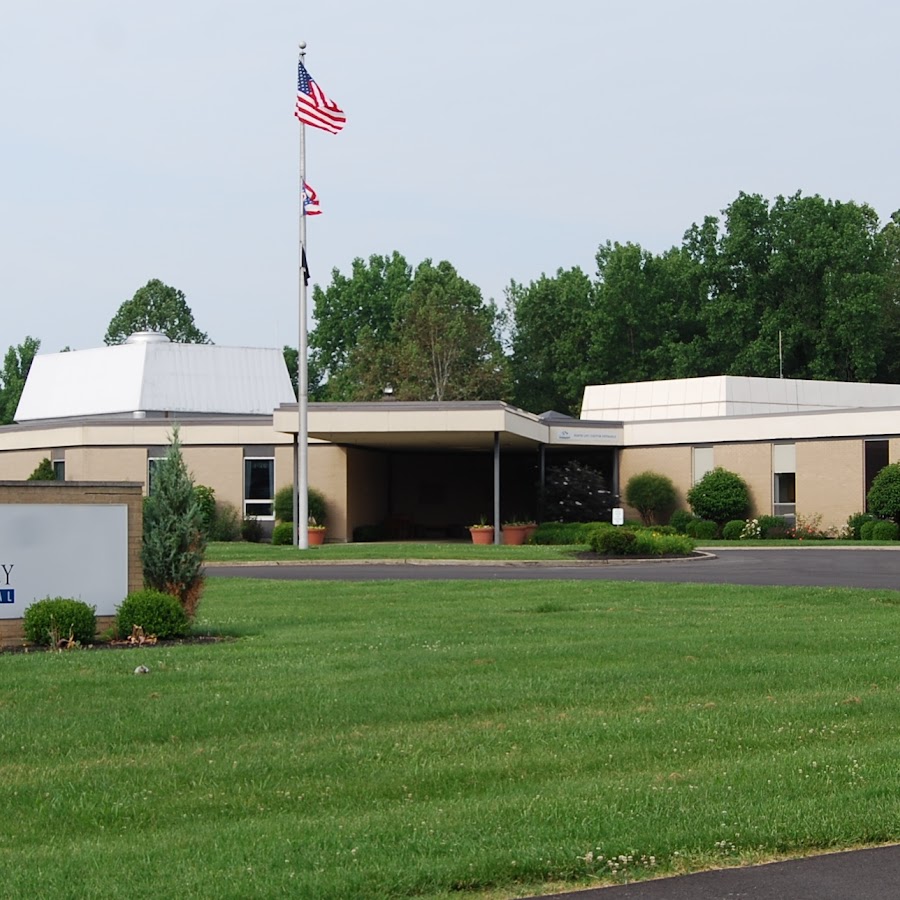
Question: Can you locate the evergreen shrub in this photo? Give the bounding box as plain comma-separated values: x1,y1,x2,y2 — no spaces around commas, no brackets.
27,458,55,481
241,517,264,543
845,512,876,540
668,509,696,533
624,471,677,525
116,590,189,639
756,515,787,537
532,521,602,545
867,463,900,523
141,425,206,619
209,501,242,542
272,522,294,545
23,598,96,646
871,520,899,541
685,518,719,539
687,467,750,525
859,520,877,540
722,520,745,540
591,527,637,555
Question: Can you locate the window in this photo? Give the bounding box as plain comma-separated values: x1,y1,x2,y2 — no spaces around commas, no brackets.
772,442,796,523
52,460,65,481
147,451,168,495
865,440,889,499
244,458,274,518
692,446,713,484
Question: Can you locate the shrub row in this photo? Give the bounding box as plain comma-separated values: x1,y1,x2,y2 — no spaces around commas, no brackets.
23,590,190,647
590,525,696,556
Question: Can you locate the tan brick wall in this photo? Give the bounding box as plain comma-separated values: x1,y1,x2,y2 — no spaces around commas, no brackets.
619,446,692,519
0,481,143,646
0,450,53,480
797,439,864,531
66,447,148,484
715,443,772,518
309,444,348,541
182,446,244,510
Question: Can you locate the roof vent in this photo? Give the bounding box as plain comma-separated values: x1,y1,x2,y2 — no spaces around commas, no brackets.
124,331,171,344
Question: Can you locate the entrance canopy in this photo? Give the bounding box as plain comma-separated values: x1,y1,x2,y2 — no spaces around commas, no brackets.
273,400,622,450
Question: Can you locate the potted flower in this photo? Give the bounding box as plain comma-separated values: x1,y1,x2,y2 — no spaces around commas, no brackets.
307,516,327,546
306,487,328,546
469,515,494,545
501,520,529,545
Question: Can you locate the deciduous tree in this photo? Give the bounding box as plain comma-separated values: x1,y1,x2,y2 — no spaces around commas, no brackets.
104,279,209,345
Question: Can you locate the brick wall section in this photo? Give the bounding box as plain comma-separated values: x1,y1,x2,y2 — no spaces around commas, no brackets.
619,446,692,519
797,440,864,531
0,481,143,647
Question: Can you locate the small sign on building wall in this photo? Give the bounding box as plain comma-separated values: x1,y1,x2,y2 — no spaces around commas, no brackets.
612,507,624,526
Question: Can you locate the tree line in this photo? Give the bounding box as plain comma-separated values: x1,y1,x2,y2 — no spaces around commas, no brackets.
4,190,900,425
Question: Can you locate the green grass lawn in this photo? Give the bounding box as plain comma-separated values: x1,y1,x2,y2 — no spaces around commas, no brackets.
3,577,900,898
205,540,589,562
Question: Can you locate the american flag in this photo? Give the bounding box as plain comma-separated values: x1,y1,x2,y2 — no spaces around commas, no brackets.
303,181,322,216
295,60,346,134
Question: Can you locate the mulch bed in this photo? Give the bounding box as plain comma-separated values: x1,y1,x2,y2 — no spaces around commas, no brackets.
0,634,231,655
575,550,705,561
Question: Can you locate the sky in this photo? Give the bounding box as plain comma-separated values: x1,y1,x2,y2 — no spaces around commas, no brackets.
3,0,900,355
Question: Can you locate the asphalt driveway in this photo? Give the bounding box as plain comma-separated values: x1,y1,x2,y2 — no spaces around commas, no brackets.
207,547,900,591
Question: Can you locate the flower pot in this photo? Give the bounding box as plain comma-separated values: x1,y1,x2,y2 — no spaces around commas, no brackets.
469,526,495,545
523,523,538,543
501,524,528,545
307,527,326,546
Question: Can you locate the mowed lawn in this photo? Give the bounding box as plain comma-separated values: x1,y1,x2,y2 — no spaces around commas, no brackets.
2,577,900,899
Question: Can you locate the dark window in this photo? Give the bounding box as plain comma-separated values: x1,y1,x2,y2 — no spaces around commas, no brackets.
244,458,274,518
865,440,889,499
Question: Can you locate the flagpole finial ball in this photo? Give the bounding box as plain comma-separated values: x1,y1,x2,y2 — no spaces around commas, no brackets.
299,40,307,50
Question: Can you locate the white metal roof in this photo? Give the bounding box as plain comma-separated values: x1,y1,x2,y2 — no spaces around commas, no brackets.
15,338,296,422
581,376,900,422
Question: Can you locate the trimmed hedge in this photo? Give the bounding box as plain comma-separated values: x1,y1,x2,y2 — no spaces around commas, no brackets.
116,590,190,639
669,510,696,534
531,522,601,545
722,520,745,540
23,597,96,646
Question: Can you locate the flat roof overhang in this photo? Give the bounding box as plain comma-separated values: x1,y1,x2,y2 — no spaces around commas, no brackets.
274,401,624,452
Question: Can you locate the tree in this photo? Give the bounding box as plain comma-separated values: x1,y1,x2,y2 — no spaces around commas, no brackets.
27,458,55,481
390,260,509,401
309,252,412,399
686,468,750,525
141,425,206,618
311,255,509,402
625,471,677,525
104,279,210,345
866,462,900,523
0,336,41,425
507,267,599,414
682,192,889,381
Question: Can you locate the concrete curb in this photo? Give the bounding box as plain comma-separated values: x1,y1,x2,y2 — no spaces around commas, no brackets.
204,551,717,569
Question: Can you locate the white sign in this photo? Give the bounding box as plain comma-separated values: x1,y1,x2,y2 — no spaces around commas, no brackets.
0,504,129,619
612,507,625,526
549,426,623,446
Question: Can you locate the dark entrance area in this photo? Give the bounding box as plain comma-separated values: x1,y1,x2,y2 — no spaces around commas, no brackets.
350,446,616,541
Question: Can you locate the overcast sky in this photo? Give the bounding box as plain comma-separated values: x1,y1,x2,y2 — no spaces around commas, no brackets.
3,0,899,355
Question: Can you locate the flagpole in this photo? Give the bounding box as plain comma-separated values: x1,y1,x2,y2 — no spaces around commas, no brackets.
296,40,310,549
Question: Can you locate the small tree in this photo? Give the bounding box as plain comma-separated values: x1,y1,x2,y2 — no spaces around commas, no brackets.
142,425,206,618
27,458,55,481
867,463,900,523
625,471,677,525
686,467,750,525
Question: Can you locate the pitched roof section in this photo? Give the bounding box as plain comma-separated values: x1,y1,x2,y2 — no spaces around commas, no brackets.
15,339,295,422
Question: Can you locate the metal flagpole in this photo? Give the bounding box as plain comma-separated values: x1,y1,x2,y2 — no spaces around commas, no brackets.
296,40,310,549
